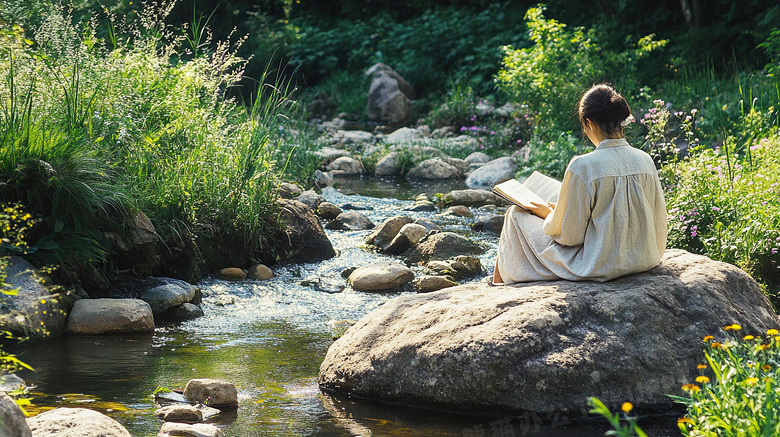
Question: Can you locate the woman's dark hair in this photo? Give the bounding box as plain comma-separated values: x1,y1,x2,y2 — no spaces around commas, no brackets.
578,84,631,136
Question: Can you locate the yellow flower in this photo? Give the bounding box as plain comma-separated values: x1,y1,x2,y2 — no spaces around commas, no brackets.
724,324,742,331
702,335,714,342
745,378,759,386
696,376,710,384
682,384,701,392
767,329,779,336
759,344,771,351
762,365,771,372
744,335,755,340
697,364,707,370
678,417,694,425
621,402,633,413
40,299,46,304
711,342,723,349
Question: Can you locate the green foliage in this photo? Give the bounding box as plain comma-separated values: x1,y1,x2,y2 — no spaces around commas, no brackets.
517,131,583,180
673,325,780,436
0,0,310,281
426,83,479,128
759,28,780,77
496,5,667,141
248,4,527,102
663,133,780,292
587,397,647,437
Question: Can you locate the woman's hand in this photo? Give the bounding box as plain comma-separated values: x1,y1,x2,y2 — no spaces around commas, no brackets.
525,202,555,219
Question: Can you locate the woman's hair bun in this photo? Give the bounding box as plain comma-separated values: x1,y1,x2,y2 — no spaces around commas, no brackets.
578,84,631,135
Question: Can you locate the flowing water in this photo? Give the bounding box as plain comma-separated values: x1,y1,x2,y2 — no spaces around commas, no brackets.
16,177,680,436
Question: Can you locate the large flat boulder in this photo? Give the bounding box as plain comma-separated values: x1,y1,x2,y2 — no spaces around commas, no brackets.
67,298,154,334
27,407,131,437
319,250,780,414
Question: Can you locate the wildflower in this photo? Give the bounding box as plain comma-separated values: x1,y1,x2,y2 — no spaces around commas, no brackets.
678,417,694,425
762,365,771,371
745,378,759,386
759,344,771,351
697,364,707,369
682,384,701,393
768,329,779,336
712,207,721,212
772,249,778,255
696,376,710,384
724,324,741,331
621,402,633,413
690,226,698,237
744,335,755,340
702,335,714,342
691,109,698,114
711,342,723,349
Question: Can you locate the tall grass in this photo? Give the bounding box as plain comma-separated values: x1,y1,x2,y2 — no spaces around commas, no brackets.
0,1,309,283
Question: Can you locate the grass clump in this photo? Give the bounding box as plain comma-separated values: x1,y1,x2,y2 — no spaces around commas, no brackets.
1,1,308,286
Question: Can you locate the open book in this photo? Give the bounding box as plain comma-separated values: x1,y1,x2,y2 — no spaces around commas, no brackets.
492,171,561,210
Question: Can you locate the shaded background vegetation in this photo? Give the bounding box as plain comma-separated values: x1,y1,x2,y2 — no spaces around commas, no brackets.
1,0,778,296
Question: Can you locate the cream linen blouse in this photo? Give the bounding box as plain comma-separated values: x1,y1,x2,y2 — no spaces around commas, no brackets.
496,138,667,282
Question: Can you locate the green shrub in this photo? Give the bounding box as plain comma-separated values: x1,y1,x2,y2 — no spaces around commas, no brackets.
663,132,780,291
496,5,666,140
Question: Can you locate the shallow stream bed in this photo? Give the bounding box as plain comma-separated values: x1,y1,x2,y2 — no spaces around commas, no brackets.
18,177,680,436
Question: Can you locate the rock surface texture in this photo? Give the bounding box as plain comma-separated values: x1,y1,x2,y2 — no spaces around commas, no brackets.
348,261,414,292
0,256,68,339
319,250,780,414
67,298,155,334
27,407,132,437
0,393,31,437
183,379,238,407
274,199,336,262
157,422,224,437
365,63,413,127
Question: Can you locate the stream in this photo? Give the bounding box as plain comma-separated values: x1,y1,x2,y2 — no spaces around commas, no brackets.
16,176,680,436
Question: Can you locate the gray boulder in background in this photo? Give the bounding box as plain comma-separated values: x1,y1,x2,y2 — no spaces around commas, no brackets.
365,63,414,127
465,156,517,188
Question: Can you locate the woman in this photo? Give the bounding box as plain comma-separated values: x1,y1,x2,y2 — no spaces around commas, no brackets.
493,84,667,284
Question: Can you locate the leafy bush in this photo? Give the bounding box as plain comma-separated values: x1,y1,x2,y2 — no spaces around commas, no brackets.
496,5,667,140
674,325,780,436
663,132,780,292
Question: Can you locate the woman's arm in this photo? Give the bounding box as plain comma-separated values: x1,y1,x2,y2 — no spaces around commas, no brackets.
526,202,555,219
542,170,592,246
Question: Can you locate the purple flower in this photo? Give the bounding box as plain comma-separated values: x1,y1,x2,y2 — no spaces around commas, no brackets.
773,248,778,255
460,126,467,132
712,207,721,212
691,226,698,237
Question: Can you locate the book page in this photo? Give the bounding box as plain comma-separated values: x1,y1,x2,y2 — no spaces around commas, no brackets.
522,171,562,203
492,179,546,209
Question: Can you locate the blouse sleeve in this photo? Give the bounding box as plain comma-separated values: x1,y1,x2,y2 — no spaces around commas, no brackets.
542,170,592,246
